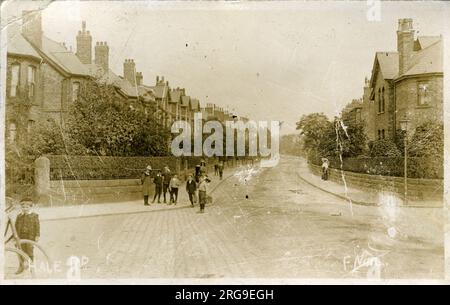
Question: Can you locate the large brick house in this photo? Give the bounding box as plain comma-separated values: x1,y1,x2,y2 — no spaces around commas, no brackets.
362,18,443,141
6,10,245,146
5,11,157,145
6,11,90,145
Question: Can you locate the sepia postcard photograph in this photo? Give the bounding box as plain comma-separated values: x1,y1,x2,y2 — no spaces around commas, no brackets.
0,0,449,290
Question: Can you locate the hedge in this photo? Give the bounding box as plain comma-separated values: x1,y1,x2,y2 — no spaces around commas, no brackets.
310,155,443,179
48,155,180,180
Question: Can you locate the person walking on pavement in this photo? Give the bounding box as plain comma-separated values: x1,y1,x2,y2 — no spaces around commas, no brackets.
141,165,153,206
169,174,181,204
198,174,210,213
321,158,329,181
162,165,172,203
186,174,197,207
214,159,219,176
218,160,224,180
152,170,163,203
200,160,207,175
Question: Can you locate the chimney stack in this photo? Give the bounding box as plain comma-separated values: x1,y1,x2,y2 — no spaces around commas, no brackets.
76,21,92,64
136,72,143,86
397,18,414,75
123,59,136,84
95,41,109,72
22,10,43,49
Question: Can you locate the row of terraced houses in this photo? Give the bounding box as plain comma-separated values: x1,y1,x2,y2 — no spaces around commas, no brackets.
5,10,246,145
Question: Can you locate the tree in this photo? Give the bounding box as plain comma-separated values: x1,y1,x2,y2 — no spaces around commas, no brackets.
296,113,333,155
336,120,368,158
408,121,443,158
66,80,170,156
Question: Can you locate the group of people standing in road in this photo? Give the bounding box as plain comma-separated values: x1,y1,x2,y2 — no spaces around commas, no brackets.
141,160,215,213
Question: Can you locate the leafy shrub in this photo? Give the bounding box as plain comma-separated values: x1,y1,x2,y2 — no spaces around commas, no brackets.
369,139,401,157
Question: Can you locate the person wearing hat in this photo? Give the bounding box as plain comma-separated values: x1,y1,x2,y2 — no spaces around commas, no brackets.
321,158,329,181
200,160,207,175
198,174,209,213
186,174,197,207
15,198,40,274
141,165,153,206
162,165,172,204
152,170,163,203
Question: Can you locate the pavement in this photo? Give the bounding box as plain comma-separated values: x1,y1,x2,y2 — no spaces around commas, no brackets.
23,156,442,223
4,155,445,281
29,167,237,222
295,157,443,208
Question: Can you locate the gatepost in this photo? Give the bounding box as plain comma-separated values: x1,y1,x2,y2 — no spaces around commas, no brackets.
34,156,51,205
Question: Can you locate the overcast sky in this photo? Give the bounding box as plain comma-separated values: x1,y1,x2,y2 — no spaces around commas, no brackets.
3,1,449,134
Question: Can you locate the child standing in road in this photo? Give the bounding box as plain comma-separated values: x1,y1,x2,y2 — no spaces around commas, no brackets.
198,175,210,213
15,198,40,274
186,174,197,207
169,174,181,204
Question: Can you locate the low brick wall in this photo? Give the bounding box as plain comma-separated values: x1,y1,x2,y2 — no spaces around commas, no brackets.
309,164,443,202
33,156,254,206
48,179,145,205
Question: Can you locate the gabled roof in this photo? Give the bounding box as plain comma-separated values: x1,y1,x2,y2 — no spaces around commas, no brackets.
169,89,182,104
86,63,155,100
403,39,442,77
375,52,399,80
416,36,441,50
40,36,89,76
6,24,42,60
151,82,169,99
181,95,190,107
190,98,200,111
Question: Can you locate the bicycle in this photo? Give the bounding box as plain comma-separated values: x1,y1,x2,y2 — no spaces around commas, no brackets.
4,197,51,278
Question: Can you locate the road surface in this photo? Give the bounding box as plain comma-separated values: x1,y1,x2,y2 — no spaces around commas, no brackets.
11,156,444,280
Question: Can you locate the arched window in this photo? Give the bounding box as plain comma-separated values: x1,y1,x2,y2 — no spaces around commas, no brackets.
381,87,385,112
27,120,35,133
378,88,381,113
382,129,385,139
9,122,17,143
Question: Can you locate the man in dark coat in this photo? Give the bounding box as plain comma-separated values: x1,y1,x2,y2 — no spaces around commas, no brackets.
152,171,163,203
162,166,172,204
186,174,197,207
141,165,153,205
15,198,40,274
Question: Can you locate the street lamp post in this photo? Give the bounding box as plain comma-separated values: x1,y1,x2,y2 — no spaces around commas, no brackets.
399,116,410,205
